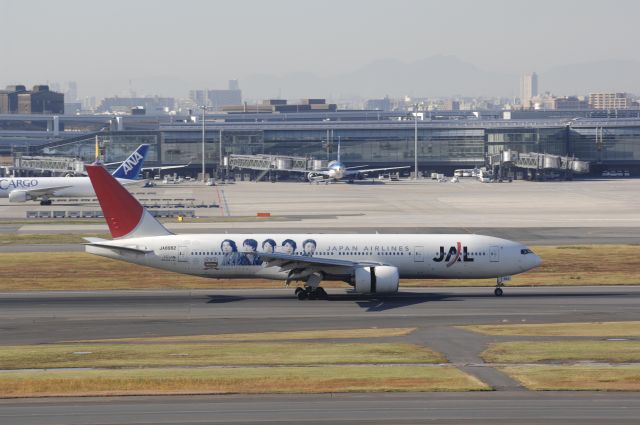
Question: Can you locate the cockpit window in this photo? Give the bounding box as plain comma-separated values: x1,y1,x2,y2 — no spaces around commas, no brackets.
521,249,534,255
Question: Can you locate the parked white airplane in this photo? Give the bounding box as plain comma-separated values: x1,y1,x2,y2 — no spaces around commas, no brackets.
84,164,541,299
0,145,149,205
306,141,409,183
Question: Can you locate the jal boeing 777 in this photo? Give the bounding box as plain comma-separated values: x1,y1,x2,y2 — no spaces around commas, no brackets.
0,144,149,205
84,164,541,298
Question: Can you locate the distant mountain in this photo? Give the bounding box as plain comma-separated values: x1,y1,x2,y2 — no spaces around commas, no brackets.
88,56,640,100
242,55,517,99
241,56,640,100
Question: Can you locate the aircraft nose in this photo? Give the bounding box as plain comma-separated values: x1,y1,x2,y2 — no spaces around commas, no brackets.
532,254,542,268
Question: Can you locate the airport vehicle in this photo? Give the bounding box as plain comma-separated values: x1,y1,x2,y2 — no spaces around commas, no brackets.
306,141,409,183
0,144,149,205
84,164,541,299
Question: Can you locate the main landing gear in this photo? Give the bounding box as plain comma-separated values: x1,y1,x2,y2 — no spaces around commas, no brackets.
295,286,328,300
40,199,52,206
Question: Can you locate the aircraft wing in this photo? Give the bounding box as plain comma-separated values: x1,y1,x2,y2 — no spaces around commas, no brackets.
346,165,370,170
259,252,384,274
18,185,74,198
345,166,410,176
142,162,191,171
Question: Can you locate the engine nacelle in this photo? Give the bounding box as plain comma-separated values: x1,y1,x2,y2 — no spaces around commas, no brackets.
8,190,31,203
307,172,323,181
353,266,399,294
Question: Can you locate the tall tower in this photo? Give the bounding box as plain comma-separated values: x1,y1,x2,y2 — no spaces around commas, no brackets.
520,72,538,108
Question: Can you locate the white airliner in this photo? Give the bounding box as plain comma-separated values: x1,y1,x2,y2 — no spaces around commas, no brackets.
0,145,149,205
306,142,410,183
84,164,541,299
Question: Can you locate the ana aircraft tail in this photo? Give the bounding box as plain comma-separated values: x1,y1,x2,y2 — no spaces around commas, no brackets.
86,164,171,239
111,144,149,180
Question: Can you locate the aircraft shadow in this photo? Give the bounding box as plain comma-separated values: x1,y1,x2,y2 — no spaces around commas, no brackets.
206,290,634,312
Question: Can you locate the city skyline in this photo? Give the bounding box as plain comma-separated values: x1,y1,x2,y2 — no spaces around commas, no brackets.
2,0,640,99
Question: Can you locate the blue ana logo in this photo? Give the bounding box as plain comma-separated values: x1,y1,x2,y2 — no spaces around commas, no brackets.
122,151,144,175
0,179,39,190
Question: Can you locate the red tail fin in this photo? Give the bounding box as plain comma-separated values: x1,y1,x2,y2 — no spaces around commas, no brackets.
86,165,170,239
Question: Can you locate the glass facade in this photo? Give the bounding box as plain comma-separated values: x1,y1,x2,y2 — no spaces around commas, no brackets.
570,125,640,163
487,128,567,156
33,120,640,172
41,132,160,164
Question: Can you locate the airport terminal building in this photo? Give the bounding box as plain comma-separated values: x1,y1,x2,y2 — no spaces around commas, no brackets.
1,110,640,176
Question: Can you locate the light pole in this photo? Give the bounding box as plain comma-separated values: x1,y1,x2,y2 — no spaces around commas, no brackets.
414,103,418,180
200,104,207,182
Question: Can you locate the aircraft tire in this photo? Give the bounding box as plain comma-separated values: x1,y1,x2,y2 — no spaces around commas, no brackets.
297,290,308,300
494,287,503,297
316,287,328,300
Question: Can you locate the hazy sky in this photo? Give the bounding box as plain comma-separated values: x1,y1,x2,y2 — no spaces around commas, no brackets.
2,0,639,98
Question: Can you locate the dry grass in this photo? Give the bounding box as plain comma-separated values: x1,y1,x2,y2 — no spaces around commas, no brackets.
481,341,640,363
501,365,640,391
0,366,489,397
0,342,445,370
0,252,248,291
76,327,416,343
460,321,640,337
0,233,109,245
2,244,640,291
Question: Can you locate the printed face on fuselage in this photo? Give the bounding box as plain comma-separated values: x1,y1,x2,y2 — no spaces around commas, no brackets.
303,241,316,255
282,241,296,254
222,241,233,253
262,240,275,253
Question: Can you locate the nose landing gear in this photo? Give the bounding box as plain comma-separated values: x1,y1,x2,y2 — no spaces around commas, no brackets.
494,276,511,296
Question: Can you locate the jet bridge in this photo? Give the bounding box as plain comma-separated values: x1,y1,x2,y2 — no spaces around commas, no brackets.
12,154,86,176
226,154,326,181
489,150,590,180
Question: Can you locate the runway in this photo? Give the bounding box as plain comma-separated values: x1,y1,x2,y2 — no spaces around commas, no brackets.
1,287,639,424
2,286,640,344
1,392,639,425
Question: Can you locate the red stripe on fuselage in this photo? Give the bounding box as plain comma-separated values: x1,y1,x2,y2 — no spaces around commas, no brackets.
86,165,143,238
446,241,462,268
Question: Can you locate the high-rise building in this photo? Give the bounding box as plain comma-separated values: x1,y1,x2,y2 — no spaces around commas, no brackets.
0,85,27,113
189,83,242,111
66,81,78,102
18,85,64,114
520,72,538,108
554,96,589,110
588,93,632,109
365,96,392,111
2,85,65,114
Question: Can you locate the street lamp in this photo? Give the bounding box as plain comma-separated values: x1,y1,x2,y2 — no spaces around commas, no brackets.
414,103,419,180
200,104,207,183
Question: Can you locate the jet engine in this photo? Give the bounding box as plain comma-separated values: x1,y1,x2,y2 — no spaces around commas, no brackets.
353,266,399,294
8,190,30,203
307,172,324,182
